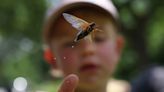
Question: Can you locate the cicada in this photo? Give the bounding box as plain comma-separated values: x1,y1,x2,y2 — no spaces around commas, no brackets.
62,13,97,42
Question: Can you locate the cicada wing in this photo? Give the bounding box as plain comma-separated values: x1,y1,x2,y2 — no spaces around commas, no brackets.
63,13,89,31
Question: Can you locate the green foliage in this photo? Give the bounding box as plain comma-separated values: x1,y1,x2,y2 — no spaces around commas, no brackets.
113,0,164,80
36,79,61,92
147,6,164,58
0,0,48,86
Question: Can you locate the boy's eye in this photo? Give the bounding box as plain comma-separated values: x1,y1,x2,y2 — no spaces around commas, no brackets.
63,42,74,48
62,41,79,48
93,33,108,43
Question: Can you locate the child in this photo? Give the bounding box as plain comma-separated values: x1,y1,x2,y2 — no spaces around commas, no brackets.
43,0,130,92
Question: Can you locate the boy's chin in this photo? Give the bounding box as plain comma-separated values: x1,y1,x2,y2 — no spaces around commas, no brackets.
79,74,108,86
78,76,107,90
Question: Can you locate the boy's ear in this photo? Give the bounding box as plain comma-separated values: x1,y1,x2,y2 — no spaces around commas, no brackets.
116,35,125,54
44,48,57,67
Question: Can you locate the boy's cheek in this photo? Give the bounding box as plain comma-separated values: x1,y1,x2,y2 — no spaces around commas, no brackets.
97,42,118,68
57,51,79,75
58,49,79,66
58,49,76,60
98,42,116,58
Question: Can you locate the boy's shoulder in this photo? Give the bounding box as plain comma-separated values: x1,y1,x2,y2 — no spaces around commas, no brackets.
107,78,130,92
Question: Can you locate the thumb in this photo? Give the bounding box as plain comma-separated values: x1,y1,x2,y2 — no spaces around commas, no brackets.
58,74,79,92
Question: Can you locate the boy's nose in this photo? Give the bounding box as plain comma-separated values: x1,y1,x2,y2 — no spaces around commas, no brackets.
80,39,96,57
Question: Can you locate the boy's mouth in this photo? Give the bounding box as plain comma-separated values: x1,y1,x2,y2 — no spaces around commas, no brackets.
79,64,99,73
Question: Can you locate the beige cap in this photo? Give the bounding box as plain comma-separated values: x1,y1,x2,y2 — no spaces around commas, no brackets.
43,0,119,45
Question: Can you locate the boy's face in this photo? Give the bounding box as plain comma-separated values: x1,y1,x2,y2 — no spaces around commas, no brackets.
49,10,124,89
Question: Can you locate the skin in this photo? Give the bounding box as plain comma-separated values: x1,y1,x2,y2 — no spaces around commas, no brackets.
48,9,124,92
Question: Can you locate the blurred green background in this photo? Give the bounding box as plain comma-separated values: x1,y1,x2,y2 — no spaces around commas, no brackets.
0,0,163,92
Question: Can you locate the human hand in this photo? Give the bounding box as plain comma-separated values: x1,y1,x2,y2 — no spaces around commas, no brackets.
58,74,79,92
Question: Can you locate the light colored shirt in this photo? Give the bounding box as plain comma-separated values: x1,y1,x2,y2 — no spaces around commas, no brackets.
107,78,130,92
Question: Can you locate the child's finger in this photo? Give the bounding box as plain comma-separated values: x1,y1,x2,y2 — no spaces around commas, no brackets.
58,74,79,92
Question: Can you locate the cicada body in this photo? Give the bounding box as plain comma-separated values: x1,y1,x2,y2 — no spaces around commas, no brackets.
62,13,96,42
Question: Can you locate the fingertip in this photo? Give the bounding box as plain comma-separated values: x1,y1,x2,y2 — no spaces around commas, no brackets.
58,74,79,92
65,74,79,88
67,74,79,82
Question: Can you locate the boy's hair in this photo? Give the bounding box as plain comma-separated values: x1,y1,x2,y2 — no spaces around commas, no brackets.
42,0,120,64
